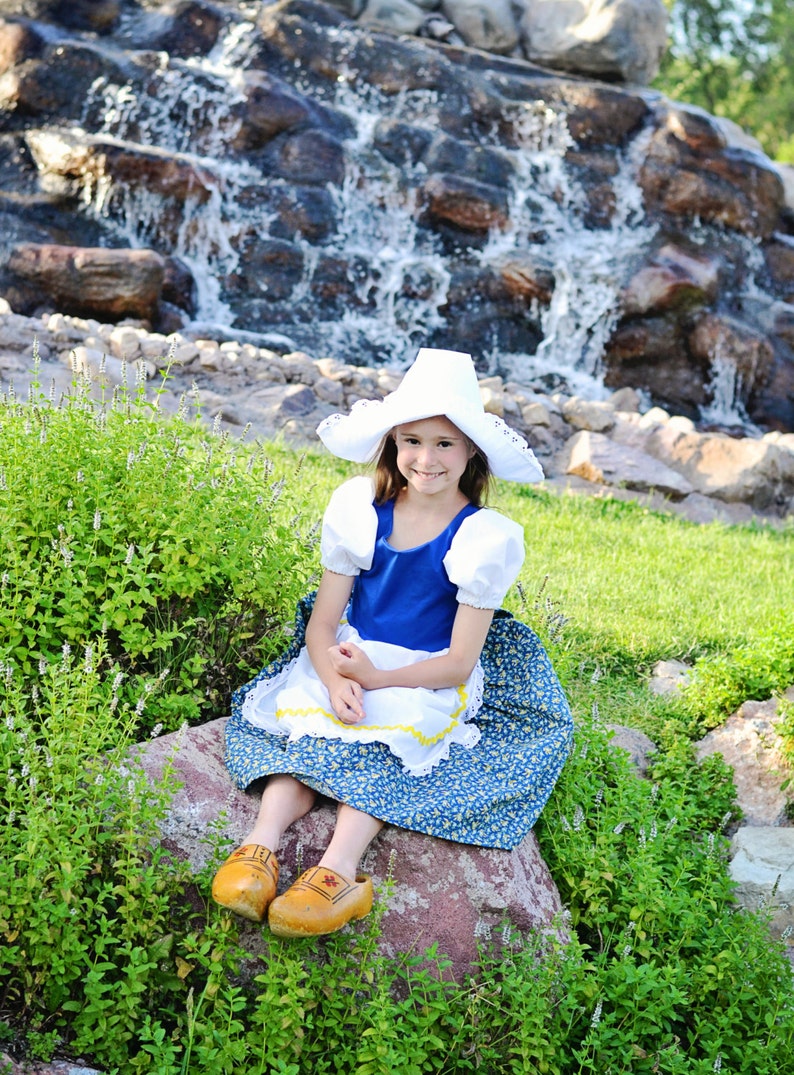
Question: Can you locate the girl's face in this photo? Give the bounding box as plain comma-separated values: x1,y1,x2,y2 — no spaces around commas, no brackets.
392,416,474,500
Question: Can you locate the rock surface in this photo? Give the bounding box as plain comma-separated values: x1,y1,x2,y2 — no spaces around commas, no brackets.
697,694,794,828
606,723,657,776
730,828,794,940
693,687,794,943
648,666,794,946
520,0,668,84
131,717,567,982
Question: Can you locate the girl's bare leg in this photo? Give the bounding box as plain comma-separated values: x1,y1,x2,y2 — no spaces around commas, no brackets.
318,802,383,879
243,773,317,851
212,774,316,921
266,801,383,936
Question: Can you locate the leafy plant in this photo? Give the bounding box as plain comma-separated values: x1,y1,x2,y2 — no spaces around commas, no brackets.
0,357,317,732
680,622,794,729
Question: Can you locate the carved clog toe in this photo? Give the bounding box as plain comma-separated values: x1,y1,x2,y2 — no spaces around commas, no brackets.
267,866,373,938
211,844,279,922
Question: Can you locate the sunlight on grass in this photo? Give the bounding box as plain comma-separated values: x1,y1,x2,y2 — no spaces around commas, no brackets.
274,448,792,668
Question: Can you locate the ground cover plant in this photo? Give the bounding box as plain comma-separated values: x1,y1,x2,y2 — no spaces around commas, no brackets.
1,366,793,1073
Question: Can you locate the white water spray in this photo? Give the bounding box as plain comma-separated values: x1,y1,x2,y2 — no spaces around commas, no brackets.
72,17,660,393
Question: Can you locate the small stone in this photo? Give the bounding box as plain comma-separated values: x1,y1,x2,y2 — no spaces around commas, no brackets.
109,325,144,360
522,401,552,427
730,827,794,939
314,376,345,406
562,397,616,433
607,724,657,776
480,384,504,417
648,659,691,696
609,385,641,411
638,406,671,427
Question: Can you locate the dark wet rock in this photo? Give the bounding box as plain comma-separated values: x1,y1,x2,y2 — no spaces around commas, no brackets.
6,242,165,320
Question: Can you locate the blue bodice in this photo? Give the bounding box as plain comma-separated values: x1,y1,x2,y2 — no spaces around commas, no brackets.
347,498,479,651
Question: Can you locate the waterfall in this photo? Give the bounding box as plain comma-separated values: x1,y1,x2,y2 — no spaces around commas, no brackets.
700,350,748,426
68,17,663,388
77,22,270,323
75,17,659,392
479,110,657,395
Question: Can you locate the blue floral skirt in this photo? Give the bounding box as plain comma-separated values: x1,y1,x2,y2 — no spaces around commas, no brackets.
224,595,574,850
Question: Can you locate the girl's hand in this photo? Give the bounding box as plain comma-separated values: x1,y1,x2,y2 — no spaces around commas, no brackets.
328,642,379,690
329,675,366,725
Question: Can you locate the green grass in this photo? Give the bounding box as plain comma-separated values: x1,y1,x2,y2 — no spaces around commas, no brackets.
280,451,794,738
1,373,793,1073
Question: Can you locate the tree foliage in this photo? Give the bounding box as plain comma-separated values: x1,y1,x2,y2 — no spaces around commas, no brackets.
653,0,794,162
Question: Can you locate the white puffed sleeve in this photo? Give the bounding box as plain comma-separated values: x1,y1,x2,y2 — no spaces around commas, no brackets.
443,509,525,609
320,476,378,575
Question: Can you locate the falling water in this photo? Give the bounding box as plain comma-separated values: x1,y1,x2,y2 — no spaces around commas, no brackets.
479,106,657,395
78,21,270,322
291,81,453,362
700,350,748,426
74,15,662,392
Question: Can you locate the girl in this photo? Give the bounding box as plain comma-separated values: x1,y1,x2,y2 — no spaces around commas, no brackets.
211,348,573,938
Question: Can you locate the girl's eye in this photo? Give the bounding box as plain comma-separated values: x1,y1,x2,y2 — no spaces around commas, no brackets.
438,441,452,448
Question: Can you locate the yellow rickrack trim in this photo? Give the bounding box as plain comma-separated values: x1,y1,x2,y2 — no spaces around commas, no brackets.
275,683,469,747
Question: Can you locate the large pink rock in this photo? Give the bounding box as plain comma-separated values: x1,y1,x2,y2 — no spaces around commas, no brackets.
133,718,567,980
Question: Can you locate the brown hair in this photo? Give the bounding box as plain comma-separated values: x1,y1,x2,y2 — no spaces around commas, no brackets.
373,428,492,506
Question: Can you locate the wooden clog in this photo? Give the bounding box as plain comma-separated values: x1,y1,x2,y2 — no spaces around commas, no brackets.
211,844,279,922
267,865,373,938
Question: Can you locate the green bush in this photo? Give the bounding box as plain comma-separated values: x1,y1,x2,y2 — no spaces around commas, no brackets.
0,640,196,1067
0,362,316,732
680,622,794,728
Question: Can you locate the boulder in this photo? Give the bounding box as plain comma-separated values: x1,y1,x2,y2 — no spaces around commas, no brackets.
0,1,119,33
646,429,794,510
520,0,669,85
559,429,695,498
730,827,794,940
261,127,347,186
236,70,326,145
442,0,519,55
639,103,785,240
607,724,657,776
132,717,567,981
25,129,218,204
620,243,721,317
7,243,165,321
0,1056,101,1075
146,0,227,59
696,694,794,828
687,312,775,410
421,172,509,231
359,0,427,36
603,316,706,417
